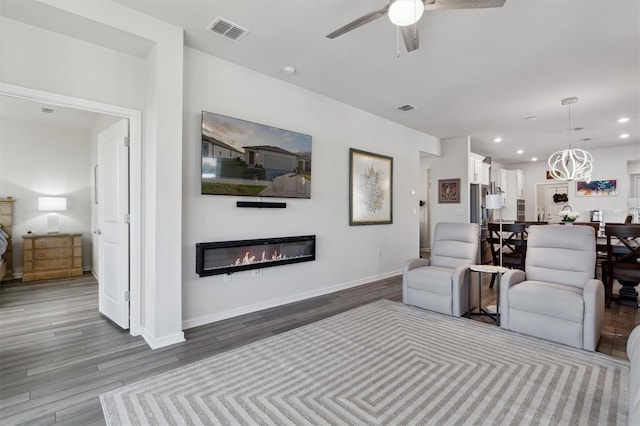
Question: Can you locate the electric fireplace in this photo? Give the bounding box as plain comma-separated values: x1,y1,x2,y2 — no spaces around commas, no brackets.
196,235,316,277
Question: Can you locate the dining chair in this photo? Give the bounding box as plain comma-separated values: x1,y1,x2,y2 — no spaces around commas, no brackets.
487,223,527,287
602,224,640,308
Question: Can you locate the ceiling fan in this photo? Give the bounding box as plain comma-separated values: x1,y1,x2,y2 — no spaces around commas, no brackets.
326,0,507,53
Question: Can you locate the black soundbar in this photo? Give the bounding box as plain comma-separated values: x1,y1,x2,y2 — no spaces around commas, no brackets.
236,201,287,209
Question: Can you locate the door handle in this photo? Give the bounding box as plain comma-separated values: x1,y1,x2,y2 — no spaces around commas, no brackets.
94,229,102,235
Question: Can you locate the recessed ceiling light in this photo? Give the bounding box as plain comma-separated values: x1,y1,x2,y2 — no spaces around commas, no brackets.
282,65,296,75
493,137,502,143
618,117,630,123
531,157,538,161
620,133,630,139
516,149,524,154
525,116,537,121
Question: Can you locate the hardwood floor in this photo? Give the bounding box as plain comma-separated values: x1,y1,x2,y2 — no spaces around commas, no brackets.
1,273,638,425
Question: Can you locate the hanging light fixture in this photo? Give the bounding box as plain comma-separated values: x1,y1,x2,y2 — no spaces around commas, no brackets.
548,97,593,183
388,0,424,26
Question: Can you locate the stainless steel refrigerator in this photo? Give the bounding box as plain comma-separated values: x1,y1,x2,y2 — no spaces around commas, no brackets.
470,183,493,264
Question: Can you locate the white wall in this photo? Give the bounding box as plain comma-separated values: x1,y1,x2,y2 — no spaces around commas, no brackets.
0,118,93,273
512,144,640,223
0,16,146,111
181,47,440,328
427,136,471,242
1,3,186,347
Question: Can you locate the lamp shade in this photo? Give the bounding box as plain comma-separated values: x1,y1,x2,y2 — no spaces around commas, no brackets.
485,194,502,210
38,197,67,212
388,0,424,26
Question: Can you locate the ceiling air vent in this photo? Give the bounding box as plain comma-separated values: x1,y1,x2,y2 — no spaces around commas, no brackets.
206,17,249,42
396,104,416,112
41,107,56,114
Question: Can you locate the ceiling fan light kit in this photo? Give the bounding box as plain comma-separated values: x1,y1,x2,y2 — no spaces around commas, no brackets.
326,0,506,54
547,97,594,183
388,0,425,26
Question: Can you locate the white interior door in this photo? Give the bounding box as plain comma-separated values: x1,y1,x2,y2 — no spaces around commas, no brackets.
97,119,130,329
544,184,569,224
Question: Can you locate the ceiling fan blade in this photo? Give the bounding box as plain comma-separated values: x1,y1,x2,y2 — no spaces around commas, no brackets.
424,0,506,10
400,24,420,53
326,4,390,39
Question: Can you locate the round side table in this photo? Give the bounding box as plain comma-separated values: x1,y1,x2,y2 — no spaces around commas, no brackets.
468,264,508,325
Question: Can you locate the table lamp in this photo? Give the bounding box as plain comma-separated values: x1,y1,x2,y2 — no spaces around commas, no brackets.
38,196,67,234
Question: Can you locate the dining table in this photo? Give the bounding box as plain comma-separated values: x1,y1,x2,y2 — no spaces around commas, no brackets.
597,229,640,308
491,224,636,308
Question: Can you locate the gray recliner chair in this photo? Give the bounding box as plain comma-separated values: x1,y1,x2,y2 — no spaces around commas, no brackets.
403,222,480,316
500,225,604,351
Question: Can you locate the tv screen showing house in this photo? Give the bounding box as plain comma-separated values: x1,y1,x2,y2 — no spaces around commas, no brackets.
201,111,312,199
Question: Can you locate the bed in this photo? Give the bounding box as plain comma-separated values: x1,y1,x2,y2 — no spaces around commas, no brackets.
0,197,14,281
0,226,7,281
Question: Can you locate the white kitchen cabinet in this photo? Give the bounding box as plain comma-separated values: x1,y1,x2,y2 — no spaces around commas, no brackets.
502,169,525,221
499,168,508,206
515,169,524,197
469,153,489,185
481,162,490,186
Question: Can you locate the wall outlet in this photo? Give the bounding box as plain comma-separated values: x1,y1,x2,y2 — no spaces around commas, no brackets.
223,273,232,282
377,248,382,257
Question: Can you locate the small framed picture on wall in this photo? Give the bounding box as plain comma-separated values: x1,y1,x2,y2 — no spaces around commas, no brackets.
438,178,461,204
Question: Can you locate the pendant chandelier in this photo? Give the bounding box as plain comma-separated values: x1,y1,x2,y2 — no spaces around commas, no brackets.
547,97,593,183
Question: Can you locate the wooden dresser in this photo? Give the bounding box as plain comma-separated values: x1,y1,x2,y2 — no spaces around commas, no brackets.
22,233,83,282
0,197,14,281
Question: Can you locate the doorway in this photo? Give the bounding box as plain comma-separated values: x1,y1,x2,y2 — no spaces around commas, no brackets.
536,182,569,224
0,83,142,335
419,155,432,258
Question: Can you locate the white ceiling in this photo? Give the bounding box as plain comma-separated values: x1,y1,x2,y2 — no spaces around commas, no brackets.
0,95,101,131
2,0,638,165
111,0,639,164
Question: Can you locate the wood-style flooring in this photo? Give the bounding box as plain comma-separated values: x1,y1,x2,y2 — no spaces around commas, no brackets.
1,273,638,425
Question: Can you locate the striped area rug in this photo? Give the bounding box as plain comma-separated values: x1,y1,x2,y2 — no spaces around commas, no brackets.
101,300,628,425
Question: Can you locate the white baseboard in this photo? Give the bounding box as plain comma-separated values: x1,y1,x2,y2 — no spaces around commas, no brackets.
182,270,401,330
142,330,186,349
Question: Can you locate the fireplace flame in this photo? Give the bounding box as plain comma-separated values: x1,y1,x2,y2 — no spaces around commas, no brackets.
234,249,287,266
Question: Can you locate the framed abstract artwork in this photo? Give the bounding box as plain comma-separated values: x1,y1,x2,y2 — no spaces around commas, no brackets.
576,179,617,197
438,178,461,203
349,148,393,225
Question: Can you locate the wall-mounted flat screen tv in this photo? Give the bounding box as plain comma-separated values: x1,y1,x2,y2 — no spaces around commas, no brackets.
201,111,312,199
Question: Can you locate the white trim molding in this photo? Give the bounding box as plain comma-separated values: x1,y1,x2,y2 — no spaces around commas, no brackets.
0,83,143,338
182,271,401,330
